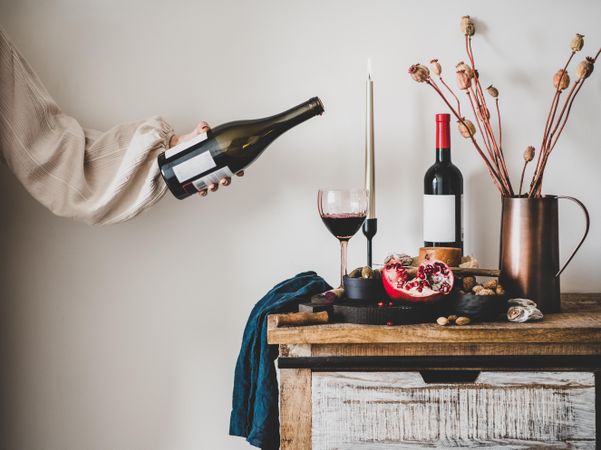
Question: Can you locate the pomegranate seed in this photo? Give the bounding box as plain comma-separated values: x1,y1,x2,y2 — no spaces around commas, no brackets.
377,301,385,308
386,320,394,326
388,301,394,307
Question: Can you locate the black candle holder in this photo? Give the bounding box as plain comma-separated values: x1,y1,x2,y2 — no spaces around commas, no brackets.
362,218,377,267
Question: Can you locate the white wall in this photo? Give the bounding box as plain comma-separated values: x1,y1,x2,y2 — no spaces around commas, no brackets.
0,1,599,449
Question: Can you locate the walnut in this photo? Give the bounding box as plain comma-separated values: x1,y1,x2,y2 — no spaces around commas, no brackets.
495,285,505,295
472,285,484,294
462,276,477,291
437,317,449,326
477,288,495,296
456,316,471,326
483,279,498,290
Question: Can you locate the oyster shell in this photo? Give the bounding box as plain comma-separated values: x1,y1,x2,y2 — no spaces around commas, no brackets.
507,305,543,323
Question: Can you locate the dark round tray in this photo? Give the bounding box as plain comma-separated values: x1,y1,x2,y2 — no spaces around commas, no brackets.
333,301,439,325
444,292,508,322
343,276,388,302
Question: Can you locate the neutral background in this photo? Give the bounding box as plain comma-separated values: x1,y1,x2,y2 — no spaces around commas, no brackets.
1,1,600,449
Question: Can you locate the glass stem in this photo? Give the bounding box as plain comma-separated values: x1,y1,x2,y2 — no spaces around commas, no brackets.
339,239,348,288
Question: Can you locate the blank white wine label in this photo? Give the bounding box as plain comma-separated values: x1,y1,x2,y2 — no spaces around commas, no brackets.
164,132,208,159
192,166,234,191
423,194,456,242
172,151,216,183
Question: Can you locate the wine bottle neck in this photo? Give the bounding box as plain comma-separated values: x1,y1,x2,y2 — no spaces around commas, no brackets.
435,113,451,163
436,148,452,162
263,97,324,136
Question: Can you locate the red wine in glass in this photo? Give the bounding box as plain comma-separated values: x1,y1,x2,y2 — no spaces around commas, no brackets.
321,213,367,241
318,189,368,287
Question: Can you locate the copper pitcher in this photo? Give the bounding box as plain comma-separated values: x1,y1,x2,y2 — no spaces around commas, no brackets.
499,195,590,313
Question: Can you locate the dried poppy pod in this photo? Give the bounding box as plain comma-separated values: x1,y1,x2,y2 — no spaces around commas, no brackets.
430,59,442,76
460,15,475,36
409,64,430,82
457,118,476,137
456,70,472,90
486,85,499,98
553,69,570,91
570,33,585,52
523,146,535,162
478,106,490,121
456,61,474,79
576,57,595,80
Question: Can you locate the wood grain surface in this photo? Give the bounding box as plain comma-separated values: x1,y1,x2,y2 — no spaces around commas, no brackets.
268,294,601,350
311,371,596,449
279,368,312,450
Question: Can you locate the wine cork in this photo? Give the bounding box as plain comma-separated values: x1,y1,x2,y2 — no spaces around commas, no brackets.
274,311,329,327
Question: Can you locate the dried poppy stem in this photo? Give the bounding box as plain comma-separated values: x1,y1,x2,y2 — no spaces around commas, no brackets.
547,81,583,153
531,51,575,197
466,35,514,195
518,162,529,196
467,88,513,195
546,48,601,158
493,98,514,195
495,98,503,152
438,76,462,116
533,79,586,196
532,80,581,193
466,89,495,161
427,79,508,195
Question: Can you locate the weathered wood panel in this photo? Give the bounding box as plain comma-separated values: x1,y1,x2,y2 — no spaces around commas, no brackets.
279,368,311,450
309,343,601,358
268,294,601,347
312,371,595,449
268,312,601,345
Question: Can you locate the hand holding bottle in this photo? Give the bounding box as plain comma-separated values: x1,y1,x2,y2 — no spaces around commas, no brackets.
158,97,323,200
168,121,244,197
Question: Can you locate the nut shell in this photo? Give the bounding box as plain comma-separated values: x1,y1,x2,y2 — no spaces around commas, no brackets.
483,279,498,290
456,316,471,326
437,317,449,326
477,288,495,296
462,276,477,291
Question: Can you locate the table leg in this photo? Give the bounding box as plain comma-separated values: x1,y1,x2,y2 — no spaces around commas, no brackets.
279,368,312,450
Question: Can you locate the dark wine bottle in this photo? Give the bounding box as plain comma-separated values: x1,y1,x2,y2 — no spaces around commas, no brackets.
423,113,464,250
158,97,324,199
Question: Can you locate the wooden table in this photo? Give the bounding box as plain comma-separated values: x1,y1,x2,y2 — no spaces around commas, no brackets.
268,293,601,449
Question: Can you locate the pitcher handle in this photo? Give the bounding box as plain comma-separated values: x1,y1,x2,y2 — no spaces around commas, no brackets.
555,196,590,278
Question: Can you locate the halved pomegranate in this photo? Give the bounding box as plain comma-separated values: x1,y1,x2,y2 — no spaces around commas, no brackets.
382,257,454,303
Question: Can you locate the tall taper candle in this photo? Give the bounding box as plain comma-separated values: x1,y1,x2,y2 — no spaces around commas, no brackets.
365,58,376,218
363,58,377,266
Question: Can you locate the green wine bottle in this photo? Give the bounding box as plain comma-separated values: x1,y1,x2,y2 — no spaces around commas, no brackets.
158,97,324,199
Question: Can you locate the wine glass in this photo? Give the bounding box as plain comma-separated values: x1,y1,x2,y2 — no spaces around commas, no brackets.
318,188,368,287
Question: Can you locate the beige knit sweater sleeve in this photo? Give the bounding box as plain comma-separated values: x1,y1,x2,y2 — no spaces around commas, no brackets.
0,28,175,225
